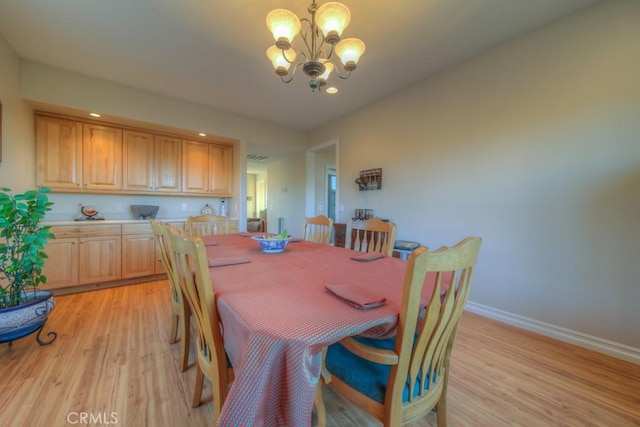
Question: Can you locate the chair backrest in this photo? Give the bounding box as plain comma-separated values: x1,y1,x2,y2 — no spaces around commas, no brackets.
389,236,482,422
188,214,229,236
346,218,397,257
150,219,181,307
166,227,231,416
303,215,334,244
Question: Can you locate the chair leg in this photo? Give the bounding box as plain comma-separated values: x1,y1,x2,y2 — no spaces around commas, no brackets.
436,397,447,427
169,312,179,344
314,382,326,427
192,360,204,408
179,313,190,372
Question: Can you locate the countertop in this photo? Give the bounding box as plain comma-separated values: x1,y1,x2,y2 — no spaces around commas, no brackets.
43,218,239,226
43,218,189,226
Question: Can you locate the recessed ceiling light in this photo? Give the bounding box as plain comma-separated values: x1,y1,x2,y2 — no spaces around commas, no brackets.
199,133,207,137
326,87,338,94
89,112,101,117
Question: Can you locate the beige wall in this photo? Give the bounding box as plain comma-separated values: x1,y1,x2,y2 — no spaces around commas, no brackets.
309,0,640,349
0,35,36,192
2,60,307,221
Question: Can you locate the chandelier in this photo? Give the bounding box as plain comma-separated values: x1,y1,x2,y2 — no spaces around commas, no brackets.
265,1,366,92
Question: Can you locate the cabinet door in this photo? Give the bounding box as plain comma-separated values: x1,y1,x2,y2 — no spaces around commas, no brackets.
182,139,210,194
122,234,157,279
123,130,154,191
155,135,182,192
210,144,233,197
78,236,122,284
83,124,123,190
41,238,79,289
36,115,83,190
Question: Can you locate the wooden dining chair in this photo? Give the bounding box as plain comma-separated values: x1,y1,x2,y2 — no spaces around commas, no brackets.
188,214,229,236
324,236,482,427
150,219,191,372
166,227,234,420
303,215,334,244
346,218,397,257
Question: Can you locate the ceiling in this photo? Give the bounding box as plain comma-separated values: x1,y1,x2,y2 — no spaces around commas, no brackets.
0,0,599,134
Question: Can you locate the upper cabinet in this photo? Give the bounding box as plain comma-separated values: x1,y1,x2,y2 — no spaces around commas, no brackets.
209,143,233,196
35,112,231,197
123,130,154,192
36,115,83,190
83,124,123,191
182,140,233,197
154,135,182,193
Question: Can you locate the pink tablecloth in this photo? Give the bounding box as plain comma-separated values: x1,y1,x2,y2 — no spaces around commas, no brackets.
206,234,431,427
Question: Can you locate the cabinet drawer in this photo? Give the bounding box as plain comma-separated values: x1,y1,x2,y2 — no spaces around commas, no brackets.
50,224,121,238
122,222,152,235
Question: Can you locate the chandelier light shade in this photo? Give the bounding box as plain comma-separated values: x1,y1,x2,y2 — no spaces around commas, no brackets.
265,0,365,92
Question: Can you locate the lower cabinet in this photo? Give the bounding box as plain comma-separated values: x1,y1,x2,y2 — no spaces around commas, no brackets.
122,224,158,279
78,235,122,284
41,238,79,289
42,224,122,290
43,219,236,292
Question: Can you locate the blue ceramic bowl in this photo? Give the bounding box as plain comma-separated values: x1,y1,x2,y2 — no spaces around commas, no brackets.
251,235,290,253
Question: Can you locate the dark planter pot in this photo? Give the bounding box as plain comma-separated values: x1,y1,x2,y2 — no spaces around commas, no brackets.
0,290,57,345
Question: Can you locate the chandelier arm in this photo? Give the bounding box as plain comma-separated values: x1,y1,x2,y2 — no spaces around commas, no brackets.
280,62,305,84
331,64,353,80
299,18,315,59
324,43,336,62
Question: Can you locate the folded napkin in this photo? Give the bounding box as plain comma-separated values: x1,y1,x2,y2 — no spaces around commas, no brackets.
288,237,303,243
208,257,251,268
199,235,218,246
350,253,385,262
325,284,386,310
238,232,253,237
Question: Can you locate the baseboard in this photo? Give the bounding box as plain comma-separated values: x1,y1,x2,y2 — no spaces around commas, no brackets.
465,301,640,365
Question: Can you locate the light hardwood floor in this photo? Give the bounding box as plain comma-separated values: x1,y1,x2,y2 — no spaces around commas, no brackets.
1,280,638,427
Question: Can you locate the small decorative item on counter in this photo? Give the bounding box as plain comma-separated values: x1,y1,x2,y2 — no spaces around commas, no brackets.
77,203,104,221
220,199,227,216
201,203,213,215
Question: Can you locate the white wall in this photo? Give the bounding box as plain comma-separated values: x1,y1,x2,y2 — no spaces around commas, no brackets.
309,0,640,349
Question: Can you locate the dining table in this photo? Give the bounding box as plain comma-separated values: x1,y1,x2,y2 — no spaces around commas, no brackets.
204,233,435,427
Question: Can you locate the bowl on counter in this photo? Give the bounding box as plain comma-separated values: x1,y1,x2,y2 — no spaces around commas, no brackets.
131,205,159,219
251,235,291,253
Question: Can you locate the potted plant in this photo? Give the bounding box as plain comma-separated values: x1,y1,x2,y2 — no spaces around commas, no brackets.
0,187,57,345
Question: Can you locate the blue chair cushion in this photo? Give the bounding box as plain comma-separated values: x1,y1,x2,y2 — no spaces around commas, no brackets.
326,334,432,404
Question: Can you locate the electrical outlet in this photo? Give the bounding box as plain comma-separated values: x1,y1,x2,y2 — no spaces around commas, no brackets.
181,203,187,211
115,202,122,210
339,205,345,212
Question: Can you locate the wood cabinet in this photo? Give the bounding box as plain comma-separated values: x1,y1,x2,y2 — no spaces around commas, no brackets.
182,140,233,196
36,112,230,197
41,238,79,289
123,131,182,193
78,235,122,284
122,223,158,279
123,130,154,192
154,135,182,192
209,143,233,196
43,224,122,289
334,223,347,248
36,115,83,190
82,123,123,191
